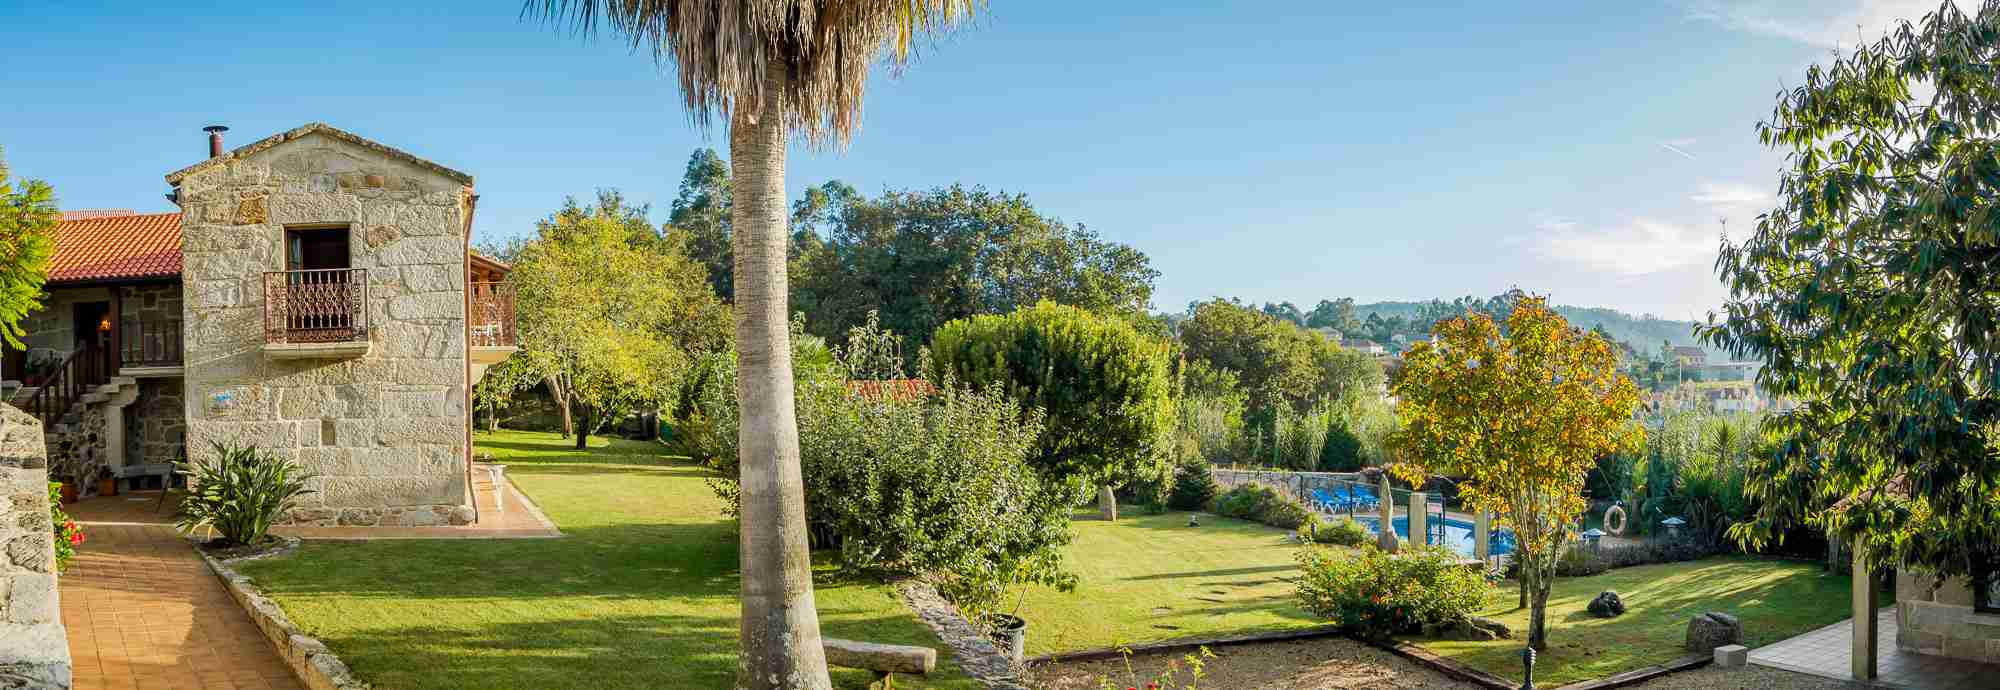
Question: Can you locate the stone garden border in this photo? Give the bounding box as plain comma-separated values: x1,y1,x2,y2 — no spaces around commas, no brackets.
896,580,1031,690
195,536,373,690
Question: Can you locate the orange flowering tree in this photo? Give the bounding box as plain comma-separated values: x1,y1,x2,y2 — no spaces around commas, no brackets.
1389,297,1641,650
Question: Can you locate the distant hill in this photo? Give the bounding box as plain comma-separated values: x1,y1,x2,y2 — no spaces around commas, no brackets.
1353,301,1724,358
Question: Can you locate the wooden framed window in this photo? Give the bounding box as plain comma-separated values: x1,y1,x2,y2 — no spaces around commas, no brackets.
286,226,351,271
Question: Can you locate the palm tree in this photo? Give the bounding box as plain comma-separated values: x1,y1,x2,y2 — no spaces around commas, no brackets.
528,2,985,688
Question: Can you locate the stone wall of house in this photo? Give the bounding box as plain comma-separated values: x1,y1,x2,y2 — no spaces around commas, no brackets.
1897,570,2000,664
0,404,73,689
177,130,473,527
9,286,111,384
43,406,106,496
125,379,184,468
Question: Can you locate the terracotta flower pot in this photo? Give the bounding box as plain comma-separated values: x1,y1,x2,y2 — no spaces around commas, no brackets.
96,478,118,497
59,483,78,504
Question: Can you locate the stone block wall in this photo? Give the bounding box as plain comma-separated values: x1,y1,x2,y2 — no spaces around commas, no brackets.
176,129,473,527
125,379,184,468
1211,468,1368,503
1897,570,2000,664
0,404,72,689
9,286,110,384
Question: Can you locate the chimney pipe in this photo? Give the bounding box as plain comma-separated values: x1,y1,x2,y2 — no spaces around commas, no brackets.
203,125,229,158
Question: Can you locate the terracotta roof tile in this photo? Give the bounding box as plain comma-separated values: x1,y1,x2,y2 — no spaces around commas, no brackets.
47,212,182,284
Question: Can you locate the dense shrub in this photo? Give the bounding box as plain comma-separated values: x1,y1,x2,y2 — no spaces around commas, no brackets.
702,319,1078,615
1308,516,1371,547
1212,482,1315,529
1319,414,1364,472
1296,544,1488,638
174,442,317,546
928,302,1176,498
1167,461,1220,511
1502,539,1714,578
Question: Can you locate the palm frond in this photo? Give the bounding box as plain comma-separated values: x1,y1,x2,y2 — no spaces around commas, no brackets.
526,0,985,146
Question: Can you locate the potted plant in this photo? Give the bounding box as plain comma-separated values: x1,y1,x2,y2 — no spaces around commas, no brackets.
56,478,78,504
93,466,117,498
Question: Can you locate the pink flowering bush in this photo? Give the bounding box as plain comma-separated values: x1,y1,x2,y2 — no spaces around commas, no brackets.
49,482,83,571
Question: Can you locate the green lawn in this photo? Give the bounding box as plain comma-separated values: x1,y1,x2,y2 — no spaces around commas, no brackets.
1415,557,1854,686
234,430,982,690
1011,509,1324,655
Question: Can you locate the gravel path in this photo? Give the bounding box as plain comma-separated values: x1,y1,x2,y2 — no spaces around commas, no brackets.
1024,638,1859,690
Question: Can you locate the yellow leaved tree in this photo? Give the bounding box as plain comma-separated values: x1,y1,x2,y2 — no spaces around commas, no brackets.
1389,296,1641,650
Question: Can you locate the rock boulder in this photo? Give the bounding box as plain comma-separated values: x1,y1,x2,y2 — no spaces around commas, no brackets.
1686,612,1742,653
1588,590,1627,618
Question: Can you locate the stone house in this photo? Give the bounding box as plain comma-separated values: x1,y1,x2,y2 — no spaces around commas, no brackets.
0,123,516,526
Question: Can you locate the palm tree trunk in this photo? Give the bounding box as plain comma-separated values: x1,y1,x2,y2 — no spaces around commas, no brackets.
731,62,832,690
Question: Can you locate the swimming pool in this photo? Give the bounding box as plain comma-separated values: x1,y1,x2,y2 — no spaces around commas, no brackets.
1346,514,1515,558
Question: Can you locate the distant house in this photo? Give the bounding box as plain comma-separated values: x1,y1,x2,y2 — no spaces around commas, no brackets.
1699,361,1760,382
1670,346,1707,366
1341,339,1386,356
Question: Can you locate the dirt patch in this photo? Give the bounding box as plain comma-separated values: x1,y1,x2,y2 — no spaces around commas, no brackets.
1026,637,1479,690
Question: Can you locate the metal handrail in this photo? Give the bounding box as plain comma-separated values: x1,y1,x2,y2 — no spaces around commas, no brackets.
469,281,516,347
264,268,369,344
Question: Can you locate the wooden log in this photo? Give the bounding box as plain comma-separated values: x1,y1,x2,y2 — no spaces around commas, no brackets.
824,638,936,675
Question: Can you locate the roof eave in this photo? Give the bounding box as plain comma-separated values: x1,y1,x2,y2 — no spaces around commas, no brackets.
164,122,474,186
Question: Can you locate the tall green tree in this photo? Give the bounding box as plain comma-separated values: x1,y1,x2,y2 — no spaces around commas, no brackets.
1702,0,2000,585
0,146,57,350
790,183,1158,348
1306,297,1360,333
1177,299,1383,421
531,3,984,686
511,192,728,450
928,302,1177,520
668,148,735,299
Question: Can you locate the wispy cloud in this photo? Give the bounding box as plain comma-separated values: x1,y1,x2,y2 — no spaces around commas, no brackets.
1685,0,1967,48
1690,181,1772,207
1530,217,1720,276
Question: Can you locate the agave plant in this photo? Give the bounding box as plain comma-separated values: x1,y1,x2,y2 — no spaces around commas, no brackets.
174,441,317,546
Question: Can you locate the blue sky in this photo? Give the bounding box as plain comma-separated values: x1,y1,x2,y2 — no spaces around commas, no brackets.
0,1,1957,321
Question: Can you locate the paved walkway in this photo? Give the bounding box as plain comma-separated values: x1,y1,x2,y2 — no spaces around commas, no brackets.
59,524,303,690
68,467,560,539
1750,606,1997,689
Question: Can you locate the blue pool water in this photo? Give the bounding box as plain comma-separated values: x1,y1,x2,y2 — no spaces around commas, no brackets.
1346,515,1515,558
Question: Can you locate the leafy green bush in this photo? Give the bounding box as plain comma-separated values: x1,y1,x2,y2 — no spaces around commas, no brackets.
174,442,317,546
928,301,1176,499
1167,461,1220,511
1310,516,1371,547
703,318,1078,616
1295,544,1488,638
1212,482,1315,529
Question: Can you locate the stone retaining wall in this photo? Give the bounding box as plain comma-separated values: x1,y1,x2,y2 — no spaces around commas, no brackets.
0,404,72,689
1211,468,1367,502
1896,570,2000,664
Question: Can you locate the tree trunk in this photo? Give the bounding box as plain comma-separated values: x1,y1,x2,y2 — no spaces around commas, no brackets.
549,375,573,438
731,63,832,690
1527,566,1554,651
486,400,499,432
1098,485,1118,521
573,406,590,450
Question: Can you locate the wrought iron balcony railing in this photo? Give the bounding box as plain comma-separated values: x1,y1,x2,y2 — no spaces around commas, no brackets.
470,282,516,348
264,268,369,344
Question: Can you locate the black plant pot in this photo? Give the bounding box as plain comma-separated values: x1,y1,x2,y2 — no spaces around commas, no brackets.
982,613,1027,663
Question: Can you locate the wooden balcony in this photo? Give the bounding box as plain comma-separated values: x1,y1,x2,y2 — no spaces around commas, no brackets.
264,268,371,359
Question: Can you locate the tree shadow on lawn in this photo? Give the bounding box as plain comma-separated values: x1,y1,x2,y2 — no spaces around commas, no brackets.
1119,564,1296,582
473,438,682,466
306,610,965,690
1417,558,1851,684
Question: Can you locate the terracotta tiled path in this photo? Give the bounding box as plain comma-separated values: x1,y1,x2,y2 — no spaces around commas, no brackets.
67,468,561,539
59,524,304,690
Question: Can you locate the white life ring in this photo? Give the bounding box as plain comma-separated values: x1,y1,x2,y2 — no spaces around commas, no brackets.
1603,504,1629,536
